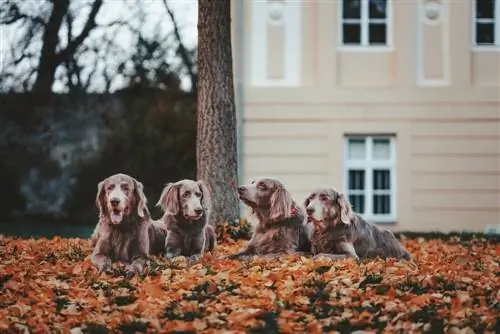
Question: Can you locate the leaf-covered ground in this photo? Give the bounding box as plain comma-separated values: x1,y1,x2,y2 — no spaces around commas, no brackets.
0,231,498,333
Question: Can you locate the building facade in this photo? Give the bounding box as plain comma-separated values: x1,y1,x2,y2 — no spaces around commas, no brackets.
230,0,500,232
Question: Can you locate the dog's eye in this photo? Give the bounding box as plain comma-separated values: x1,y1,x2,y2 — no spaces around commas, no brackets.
319,194,328,201
257,182,267,190
195,192,202,198
183,191,191,198
121,184,129,191
107,184,115,191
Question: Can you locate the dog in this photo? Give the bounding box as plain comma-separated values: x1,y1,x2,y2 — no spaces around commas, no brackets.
156,179,216,263
90,173,166,276
227,177,310,260
304,187,412,261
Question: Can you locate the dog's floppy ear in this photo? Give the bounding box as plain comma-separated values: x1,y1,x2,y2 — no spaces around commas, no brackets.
337,192,353,225
269,183,293,222
197,180,212,215
96,180,107,217
156,182,179,214
132,179,150,219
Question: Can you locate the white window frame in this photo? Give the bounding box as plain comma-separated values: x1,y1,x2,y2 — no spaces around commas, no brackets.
343,135,396,224
338,0,393,51
472,0,500,49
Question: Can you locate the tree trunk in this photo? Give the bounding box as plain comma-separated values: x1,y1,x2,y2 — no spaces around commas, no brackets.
196,0,239,232
32,0,70,101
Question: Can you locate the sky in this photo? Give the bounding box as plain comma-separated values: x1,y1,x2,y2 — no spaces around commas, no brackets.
0,0,199,92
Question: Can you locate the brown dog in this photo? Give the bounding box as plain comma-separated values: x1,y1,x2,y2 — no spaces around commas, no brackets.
89,219,167,256
90,173,166,276
304,187,411,261
227,177,310,260
156,179,216,263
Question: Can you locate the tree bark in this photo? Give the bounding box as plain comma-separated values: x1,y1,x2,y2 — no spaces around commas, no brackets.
196,0,239,232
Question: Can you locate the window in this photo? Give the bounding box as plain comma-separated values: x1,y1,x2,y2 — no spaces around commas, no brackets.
339,0,392,48
343,136,396,223
473,0,500,47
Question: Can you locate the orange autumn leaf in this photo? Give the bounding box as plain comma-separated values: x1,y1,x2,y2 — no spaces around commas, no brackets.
0,232,497,333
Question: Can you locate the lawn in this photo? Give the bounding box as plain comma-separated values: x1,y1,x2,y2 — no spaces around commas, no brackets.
0,231,498,333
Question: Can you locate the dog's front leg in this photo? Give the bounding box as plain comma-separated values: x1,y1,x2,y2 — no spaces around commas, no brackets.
187,233,206,264
337,242,360,261
164,231,183,260
313,253,352,261
91,236,113,274
125,228,150,278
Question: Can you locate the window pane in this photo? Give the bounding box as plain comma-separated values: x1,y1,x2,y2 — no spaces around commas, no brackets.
348,170,365,190
373,169,390,190
373,195,391,214
349,194,365,213
348,138,365,159
369,0,387,19
476,0,495,19
343,23,361,44
373,138,391,160
369,23,387,45
476,23,495,44
343,0,361,19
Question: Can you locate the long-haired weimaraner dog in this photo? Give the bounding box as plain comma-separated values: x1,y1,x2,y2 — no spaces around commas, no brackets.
227,177,310,260
89,173,167,277
304,186,412,261
156,179,216,264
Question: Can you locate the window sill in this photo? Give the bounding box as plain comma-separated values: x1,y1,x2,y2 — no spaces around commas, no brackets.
372,220,397,225
471,46,500,52
337,46,394,53
361,216,397,225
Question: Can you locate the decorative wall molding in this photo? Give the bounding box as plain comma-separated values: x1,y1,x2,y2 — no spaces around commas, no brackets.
416,0,450,86
267,0,286,26
250,0,302,87
422,0,443,25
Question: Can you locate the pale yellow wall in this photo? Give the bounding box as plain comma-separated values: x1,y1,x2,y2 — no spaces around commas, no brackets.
231,0,500,232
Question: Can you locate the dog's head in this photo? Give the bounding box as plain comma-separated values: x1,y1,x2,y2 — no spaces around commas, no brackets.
96,173,150,225
304,187,353,227
156,179,211,221
237,177,295,222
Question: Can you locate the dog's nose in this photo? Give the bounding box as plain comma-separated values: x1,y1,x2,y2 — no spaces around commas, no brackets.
237,186,245,194
306,207,315,215
194,208,203,215
110,198,120,207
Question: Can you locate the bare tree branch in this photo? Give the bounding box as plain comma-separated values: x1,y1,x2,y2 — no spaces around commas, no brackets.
0,2,46,26
56,0,103,63
161,0,197,92
31,0,70,96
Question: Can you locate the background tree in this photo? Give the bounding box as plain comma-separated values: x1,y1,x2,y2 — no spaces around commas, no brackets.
0,0,200,226
0,0,197,95
196,0,239,231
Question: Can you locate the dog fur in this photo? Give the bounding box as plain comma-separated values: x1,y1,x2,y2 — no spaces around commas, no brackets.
90,173,167,276
227,177,310,260
156,179,216,263
304,187,412,261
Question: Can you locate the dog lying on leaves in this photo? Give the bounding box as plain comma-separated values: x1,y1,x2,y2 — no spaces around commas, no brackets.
227,177,310,260
89,173,167,277
304,187,411,261
156,179,216,263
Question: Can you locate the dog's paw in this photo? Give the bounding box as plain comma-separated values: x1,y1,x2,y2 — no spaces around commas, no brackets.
164,250,178,260
187,254,201,264
97,261,112,275
124,263,143,278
